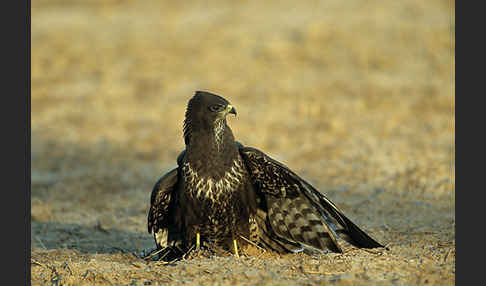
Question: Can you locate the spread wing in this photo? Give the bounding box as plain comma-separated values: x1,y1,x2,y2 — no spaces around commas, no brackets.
239,145,384,253
147,167,180,249
147,150,187,250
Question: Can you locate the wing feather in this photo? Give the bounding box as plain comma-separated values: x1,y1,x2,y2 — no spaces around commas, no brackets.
239,145,384,252
147,168,179,249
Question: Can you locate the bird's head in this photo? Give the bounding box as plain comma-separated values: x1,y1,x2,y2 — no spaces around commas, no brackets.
183,91,237,145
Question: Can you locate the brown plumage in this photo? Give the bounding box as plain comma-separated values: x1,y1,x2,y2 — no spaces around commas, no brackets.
147,91,384,260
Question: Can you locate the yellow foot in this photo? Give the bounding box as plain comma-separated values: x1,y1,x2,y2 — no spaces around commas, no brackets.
233,238,240,258
196,232,201,251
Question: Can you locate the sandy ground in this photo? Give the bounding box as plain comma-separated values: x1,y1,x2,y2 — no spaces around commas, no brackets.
31,0,454,285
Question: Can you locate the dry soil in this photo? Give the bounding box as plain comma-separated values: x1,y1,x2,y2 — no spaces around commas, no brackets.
31,1,455,285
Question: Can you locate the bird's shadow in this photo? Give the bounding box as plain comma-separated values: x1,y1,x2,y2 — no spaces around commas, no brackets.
31,220,154,255
31,130,167,255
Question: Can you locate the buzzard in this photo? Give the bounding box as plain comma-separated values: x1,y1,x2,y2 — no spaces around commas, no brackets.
147,91,383,260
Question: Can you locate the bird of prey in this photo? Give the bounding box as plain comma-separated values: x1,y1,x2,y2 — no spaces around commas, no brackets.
147,91,384,260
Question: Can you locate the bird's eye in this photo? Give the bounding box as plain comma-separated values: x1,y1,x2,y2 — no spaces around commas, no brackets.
209,104,225,112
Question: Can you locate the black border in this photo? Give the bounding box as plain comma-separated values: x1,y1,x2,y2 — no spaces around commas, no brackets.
456,0,480,283
6,0,31,282
24,0,32,284
27,0,32,283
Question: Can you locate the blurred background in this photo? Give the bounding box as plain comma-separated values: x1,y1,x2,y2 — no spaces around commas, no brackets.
31,0,454,254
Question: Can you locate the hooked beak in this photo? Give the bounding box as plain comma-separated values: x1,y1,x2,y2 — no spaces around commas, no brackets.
226,104,237,116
